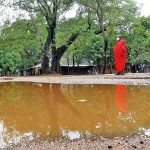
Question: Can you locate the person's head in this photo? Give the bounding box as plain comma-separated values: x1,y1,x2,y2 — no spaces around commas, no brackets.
117,35,122,41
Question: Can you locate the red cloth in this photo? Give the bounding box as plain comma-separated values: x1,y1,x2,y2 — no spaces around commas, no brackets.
115,85,128,113
114,38,127,73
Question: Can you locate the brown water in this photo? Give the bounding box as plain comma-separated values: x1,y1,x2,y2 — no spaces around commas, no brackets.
0,82,150,148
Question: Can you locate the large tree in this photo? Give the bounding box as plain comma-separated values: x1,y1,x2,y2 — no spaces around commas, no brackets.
11,0,78,74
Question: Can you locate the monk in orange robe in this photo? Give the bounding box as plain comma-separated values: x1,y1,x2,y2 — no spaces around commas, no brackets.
114,35,127,75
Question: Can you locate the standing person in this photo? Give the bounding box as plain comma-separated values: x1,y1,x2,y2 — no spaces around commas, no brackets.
114,35,127,75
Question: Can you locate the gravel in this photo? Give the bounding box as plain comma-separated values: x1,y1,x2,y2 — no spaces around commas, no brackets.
4,135,150,150
0,73,150,85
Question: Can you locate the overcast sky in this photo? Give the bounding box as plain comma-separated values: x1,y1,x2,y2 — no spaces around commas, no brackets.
66,0,150,18
135,0,150,16
64,0,150,18
0,0,150,28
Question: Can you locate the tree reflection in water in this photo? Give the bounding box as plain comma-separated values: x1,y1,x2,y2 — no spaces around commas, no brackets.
42,84,80,139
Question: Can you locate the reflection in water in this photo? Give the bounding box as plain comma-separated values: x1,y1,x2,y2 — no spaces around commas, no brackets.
62,130,81,140
42,84,80,139
0,121,34,148
0,83,150,148
0,121,6,148
115,85,128,113
140,128,150,136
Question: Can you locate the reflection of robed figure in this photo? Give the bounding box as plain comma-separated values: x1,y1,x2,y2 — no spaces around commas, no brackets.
115,85,128,113
114,35,127,75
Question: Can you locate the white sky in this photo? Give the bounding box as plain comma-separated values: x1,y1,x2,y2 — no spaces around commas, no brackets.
135,0,150,16
0,0,150,28
65,0,150,18
65,0,150,17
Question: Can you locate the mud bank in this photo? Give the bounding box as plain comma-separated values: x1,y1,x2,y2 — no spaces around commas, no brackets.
0,73,150,85
5,135,150,150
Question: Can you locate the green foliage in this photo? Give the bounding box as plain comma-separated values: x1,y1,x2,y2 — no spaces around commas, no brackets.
78,34,104,65
62,32,104,65
123,17,150,65
0,18,44,72
0,0,150,74
0,47,21,72
56,16,89,47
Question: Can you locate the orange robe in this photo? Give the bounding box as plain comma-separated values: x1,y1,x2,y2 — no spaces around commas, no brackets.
114,39,127,73
115,85,128,113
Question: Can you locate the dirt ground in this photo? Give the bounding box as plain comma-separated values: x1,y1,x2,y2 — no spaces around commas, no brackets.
0,73,150,85
1,73,150,150
5,135,150,150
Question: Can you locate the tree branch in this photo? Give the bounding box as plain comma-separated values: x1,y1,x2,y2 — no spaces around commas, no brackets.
57,32,80,58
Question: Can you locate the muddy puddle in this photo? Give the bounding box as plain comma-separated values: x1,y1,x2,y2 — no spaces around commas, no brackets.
0,82,150,148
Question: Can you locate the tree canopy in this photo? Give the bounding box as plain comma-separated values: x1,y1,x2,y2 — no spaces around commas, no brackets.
0,0,150,75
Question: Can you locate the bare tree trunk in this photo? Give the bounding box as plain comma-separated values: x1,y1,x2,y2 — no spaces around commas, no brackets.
42,30,53,74
102,38,108,74
110,65,112,74
67,52,70,74
73,55,75,74
95,0,109,74
42,1,57,74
